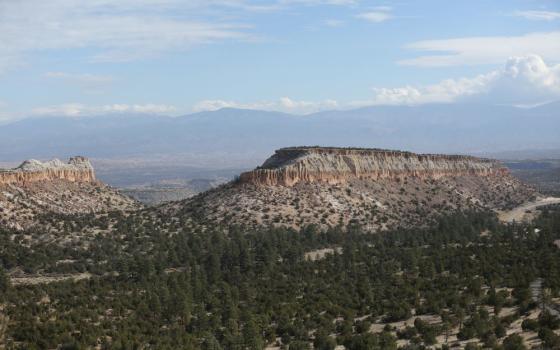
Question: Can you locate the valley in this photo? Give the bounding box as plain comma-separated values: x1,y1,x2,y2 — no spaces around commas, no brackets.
120,179,227,206
498,197,560,223
506,159,560,197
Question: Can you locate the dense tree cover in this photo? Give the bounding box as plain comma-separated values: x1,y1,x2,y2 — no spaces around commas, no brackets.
0,208,559,349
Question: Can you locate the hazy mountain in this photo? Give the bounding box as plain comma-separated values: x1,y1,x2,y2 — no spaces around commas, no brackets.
1,102,558,168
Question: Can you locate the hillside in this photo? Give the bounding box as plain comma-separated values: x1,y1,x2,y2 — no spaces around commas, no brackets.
2,151,559,350
0,157,139,230
163,147,537,232
0,149,558,350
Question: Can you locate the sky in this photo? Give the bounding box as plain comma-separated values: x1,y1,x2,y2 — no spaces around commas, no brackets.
0,0,559,120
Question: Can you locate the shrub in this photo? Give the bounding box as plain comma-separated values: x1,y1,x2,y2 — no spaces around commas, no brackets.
502,334,526,350
521,318,539,332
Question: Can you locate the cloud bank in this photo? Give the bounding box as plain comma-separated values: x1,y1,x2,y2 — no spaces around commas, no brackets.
0,0,363,73
513,10,560,21
193,97,338,114
399,31,560,67
32,103,177,117
0,0,253,73
374,55,560,106
44,72,115,92
28,56,560,117
191,55,560,113
356,6,393,23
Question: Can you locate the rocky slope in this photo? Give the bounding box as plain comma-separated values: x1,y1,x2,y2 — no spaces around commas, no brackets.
162,147,537,232
0,157,139,230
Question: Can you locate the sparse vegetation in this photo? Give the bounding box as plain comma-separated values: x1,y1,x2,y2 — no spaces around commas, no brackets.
0,207,559,349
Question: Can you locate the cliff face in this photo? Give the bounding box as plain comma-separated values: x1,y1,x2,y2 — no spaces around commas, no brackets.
0,156,96,186
0,156,140,231
240,147,509,187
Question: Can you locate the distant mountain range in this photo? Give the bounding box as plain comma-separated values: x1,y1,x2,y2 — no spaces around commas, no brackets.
1,102,559,169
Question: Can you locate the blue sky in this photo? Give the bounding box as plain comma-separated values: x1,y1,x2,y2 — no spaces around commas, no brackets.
0,0,559,120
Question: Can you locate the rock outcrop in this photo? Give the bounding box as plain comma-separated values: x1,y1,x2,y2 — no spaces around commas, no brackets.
167,147,535,233
0,156,139,231
240,147,509,187
0,156,96,186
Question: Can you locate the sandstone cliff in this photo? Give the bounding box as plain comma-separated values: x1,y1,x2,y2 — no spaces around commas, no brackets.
0,156,96,186
240,147,509,187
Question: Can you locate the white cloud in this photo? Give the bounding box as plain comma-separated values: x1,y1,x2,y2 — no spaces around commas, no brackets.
193,97,338,114
372,6,392,11
31,103,176,117
203,0,358,12
356,6,392,23
370,76,495,105
0,0,363,73
193,100,275,112
356,12,391,23
372,55,560,106
0,0,252,73
325,19,345,27
399,31,560,67
193,56,560,113
20,56,560,118
32,104,86,117
279,97,338,111
44,72,114,92
44,72,113,84
280,0,357,5
513,10,560,21
142,104,177,113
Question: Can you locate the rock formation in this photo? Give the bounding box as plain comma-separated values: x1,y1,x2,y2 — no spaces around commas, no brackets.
0,156,139,231
166,147,536,233
240,147,509,186
0,156,96,186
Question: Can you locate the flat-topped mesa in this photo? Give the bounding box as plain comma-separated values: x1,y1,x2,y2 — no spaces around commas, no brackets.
239,147,510,187
0,156,96,186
